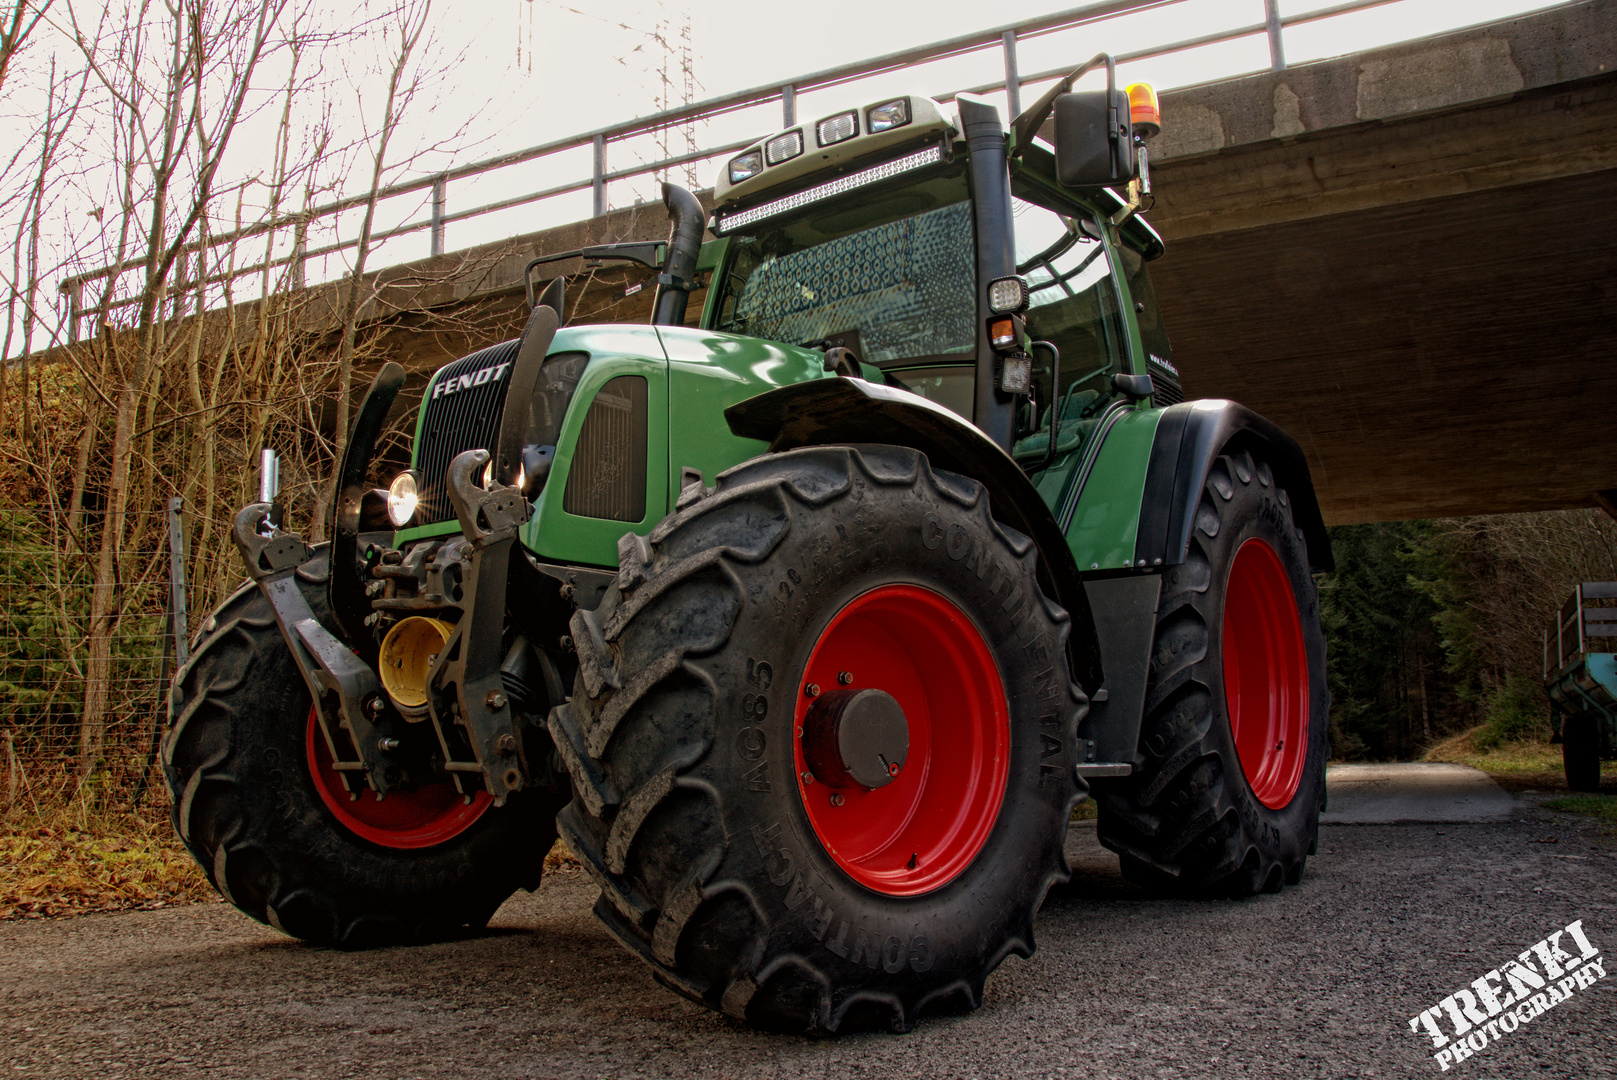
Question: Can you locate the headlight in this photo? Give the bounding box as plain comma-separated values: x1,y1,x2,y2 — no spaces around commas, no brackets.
816,111,857,147
987,276,1029,314
728,149,764,184
765,130,803,165
867,98,910,133
386,471,418,528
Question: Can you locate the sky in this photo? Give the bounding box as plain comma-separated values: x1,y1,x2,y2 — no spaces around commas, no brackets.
2,0,1574,345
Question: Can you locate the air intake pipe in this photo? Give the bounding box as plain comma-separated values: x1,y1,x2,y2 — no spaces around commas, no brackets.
653,182,704,326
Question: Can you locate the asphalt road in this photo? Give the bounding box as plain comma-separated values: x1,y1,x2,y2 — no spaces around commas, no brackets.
3,768,1614,1080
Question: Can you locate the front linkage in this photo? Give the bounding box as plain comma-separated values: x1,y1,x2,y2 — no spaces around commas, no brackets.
233,305,565,812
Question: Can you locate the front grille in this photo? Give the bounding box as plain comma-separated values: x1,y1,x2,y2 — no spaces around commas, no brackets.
563,376,648,522
414,339,519,524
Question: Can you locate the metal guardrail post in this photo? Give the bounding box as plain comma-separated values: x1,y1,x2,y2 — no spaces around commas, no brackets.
430,175,447,257
292,220,307,289
1002,30,1021,117
172,250,187,319
191,247,205,315
1265,0,1286,70
592,133,607,217
167,496,189,668
782,84,796,127
66,279,82,343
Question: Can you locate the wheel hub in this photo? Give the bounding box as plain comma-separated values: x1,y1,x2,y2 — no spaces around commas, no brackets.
792,584,1008,896
802,687,909,790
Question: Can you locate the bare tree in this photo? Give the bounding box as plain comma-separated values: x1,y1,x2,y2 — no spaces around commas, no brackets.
0,0,53,94
68,0,294,784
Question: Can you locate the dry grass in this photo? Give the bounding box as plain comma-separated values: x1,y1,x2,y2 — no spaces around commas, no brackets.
1423,726,1617,792
1543,794,1617,823
0,804,215,920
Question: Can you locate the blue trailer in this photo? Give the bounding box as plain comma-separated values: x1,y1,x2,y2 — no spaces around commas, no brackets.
1545,582,1617,791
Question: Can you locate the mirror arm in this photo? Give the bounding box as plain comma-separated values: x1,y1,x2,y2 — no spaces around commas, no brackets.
1009,52,1115,157
1109,144,1154,227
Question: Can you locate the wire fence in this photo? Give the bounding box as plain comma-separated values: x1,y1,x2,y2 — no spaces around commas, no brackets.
1,505,181,813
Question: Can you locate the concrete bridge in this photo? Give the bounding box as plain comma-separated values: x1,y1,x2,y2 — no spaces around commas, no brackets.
1143,0,1617,524
70,0,1617,528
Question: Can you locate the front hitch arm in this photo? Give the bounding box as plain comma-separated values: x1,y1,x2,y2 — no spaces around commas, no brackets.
432,447,534,804
231,504,392,796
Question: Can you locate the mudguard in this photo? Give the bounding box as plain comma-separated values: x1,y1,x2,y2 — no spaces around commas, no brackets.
725,376,1105,693
1133,399,1333,573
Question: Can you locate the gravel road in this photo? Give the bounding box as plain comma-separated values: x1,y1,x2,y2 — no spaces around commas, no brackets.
2,777,1614,1079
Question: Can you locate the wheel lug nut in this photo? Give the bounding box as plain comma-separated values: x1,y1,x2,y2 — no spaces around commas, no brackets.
804,683,820,698
837,671,852,685
830,793,844,807
800,771,814,785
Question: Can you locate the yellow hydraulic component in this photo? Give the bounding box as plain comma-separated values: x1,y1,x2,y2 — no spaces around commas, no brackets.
378,617,454,711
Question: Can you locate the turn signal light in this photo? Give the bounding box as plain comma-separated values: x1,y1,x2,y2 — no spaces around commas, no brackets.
989,316,1018,350
1127,82,1161,140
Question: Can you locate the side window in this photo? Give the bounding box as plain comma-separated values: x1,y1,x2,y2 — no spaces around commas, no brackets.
1011,196,1128,420
1117,245,1182,404
563,375,648,522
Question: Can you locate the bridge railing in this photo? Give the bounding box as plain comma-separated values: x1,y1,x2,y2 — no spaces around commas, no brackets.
60,0,1426,341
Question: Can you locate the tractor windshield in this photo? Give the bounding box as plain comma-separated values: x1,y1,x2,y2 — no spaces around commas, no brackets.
710,160,975,366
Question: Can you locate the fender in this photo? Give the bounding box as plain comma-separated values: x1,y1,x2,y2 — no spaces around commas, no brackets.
725,377,1104,693
1133,399,1334,573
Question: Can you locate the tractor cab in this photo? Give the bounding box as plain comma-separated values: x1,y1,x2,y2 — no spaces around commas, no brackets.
696,88,1182,515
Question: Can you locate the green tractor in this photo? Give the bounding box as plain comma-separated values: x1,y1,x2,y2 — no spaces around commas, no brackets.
164,57,1332,1034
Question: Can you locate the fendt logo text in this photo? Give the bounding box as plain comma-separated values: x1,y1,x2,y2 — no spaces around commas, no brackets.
431,361,512,399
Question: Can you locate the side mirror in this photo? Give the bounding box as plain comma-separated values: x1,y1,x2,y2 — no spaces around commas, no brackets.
1053,89,1135,189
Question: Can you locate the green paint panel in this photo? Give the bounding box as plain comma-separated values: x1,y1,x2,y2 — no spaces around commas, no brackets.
1065,406,1163,572
658,326,832,498
522,326,670,567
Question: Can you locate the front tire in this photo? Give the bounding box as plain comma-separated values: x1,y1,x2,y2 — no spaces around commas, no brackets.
548,445,1086,1033
161,551,561,946
1094,448,1329,896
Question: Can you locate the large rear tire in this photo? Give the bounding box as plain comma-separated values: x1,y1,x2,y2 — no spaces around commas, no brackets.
161,550,562,946
548,445,1086,1033
1094,448,1329,896
1563,715,1601,792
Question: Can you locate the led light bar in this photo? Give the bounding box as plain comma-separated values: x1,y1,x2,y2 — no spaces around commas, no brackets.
713,145,944,233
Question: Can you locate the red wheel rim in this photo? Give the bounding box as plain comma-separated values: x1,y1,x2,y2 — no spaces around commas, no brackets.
1222,538,1309,809
793,585,1008,896
305,708,492,849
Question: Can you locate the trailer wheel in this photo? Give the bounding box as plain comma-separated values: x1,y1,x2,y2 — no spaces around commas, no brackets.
1563,715,1601,792
1094,449,1328,896
548,445,1085,1033
161,549,562,946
